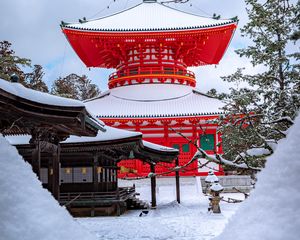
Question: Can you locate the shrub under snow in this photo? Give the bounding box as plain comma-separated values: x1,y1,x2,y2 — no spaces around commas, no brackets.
215,115,300,240
0,135,95,240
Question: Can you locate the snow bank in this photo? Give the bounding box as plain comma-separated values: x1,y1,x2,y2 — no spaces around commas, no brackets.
0,135,95,240
215,115,300,240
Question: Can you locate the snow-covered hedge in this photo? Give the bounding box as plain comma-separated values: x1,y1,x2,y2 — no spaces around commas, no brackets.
215,114,300,240
0,135,95,240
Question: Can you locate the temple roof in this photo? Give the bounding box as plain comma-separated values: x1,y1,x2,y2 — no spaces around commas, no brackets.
85,84,224,118
0,78,83,107
5,125,141,145
63,2,236,32
0,78,104,136
6,126,179,161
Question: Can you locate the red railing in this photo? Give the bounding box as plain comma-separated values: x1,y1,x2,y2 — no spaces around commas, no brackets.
109,67,195,81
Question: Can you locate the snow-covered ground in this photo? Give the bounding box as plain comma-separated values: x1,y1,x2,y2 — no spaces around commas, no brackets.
78,177,244,240
215,114,300,240
0,135,95,240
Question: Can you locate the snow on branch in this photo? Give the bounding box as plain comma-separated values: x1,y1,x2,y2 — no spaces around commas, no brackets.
169,127,262,171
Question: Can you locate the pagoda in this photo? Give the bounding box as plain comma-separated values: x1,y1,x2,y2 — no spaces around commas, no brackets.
61,0,238,177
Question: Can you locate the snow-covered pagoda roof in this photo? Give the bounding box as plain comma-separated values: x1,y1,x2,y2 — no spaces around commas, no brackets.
85,84,224,118
63,1,235,32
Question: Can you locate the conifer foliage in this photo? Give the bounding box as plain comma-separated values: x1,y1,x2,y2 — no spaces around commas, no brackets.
0,40,31,85
219,0,299,170
25,65,49,93
51,73,100,101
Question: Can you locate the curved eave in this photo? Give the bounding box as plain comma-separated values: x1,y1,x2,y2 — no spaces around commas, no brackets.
96,112,223,119
62,23,237,68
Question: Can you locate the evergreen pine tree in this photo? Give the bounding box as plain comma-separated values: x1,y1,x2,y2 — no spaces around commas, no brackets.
0,40,31,84
25,65,49,93
51,73,100,101
219,0,300,170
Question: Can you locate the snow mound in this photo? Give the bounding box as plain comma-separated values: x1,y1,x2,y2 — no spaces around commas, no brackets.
0,135,95,240
215,114,300,240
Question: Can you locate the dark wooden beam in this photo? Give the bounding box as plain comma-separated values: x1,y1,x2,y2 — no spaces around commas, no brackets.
31,141,41,179
93,153,99,192
51,145,60,200
175,157,181,204
150,163,157,208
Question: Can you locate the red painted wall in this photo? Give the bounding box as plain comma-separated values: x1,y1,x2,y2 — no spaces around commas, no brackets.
101,117,224,178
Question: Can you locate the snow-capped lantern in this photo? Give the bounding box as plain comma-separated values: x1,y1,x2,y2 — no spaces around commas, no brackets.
210,183,224,194
208,182,224,214
205,170,219,184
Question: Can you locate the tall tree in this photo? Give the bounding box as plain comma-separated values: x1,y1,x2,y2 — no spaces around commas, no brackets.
0,40,31,84
51,73,100,101
218,0,300,170
25,65,49,93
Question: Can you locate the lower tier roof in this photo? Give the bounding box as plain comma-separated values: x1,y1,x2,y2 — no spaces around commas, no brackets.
84,84,224,118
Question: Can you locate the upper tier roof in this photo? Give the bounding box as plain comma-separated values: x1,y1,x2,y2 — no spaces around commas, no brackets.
84,84,224,118
63,2,236,32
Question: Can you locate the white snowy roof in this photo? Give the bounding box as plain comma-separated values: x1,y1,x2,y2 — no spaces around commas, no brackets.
85,84,224,118
62,125,142,143
143,140,179,153
0,78,83,107
5,126,142,145
210,183,224,192
5,130,178,154
64,2,235,32
205,173,219,183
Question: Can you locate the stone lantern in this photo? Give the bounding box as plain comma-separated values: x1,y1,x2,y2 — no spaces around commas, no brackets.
208,182,224,213
204,170,219,194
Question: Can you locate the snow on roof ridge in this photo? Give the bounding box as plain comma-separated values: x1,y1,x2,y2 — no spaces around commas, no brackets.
142,140,179,153
63,2,236,32
5,125,143,145
0,78,84,107
111,91,192,102
192,89,219,99
84,90,111,103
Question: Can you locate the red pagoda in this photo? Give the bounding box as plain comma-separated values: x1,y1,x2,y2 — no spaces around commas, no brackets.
61,0,238,177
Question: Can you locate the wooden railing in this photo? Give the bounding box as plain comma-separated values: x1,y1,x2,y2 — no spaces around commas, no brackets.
60,187,136,205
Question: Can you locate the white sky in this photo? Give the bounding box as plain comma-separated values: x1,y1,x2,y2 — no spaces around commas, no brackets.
0,0,269,93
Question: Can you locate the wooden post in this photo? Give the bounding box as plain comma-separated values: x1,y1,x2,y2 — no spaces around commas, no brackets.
175,157,181,204
52,144,60,200
47,156,53,192
93,153,99,192
150,163,157,208
32,141,41,179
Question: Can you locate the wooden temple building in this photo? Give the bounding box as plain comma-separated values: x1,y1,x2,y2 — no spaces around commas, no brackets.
61,0,238,177
1,77,179,216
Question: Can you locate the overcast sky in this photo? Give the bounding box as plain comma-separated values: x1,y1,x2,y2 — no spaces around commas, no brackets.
0,0,269,92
